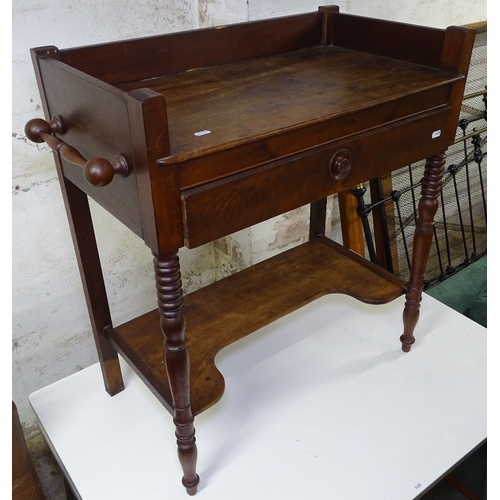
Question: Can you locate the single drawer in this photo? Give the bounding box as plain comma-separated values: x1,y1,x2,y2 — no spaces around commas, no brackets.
181,107,453,248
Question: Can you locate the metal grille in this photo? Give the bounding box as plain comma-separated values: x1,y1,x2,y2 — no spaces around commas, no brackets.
353,24,487,289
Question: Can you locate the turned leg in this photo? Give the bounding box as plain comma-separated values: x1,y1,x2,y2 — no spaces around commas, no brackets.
154,251,199,495
401,153,446,352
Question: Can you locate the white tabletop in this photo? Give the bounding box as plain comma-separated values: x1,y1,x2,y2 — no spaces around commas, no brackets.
29,294,487,500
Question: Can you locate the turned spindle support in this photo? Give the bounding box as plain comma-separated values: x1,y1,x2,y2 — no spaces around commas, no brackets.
154,252,199,496
401,152,446,352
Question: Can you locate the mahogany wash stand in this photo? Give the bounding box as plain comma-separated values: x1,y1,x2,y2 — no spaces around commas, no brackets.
26,6,474,495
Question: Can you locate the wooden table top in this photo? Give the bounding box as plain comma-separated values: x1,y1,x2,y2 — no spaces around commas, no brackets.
118,46,460,162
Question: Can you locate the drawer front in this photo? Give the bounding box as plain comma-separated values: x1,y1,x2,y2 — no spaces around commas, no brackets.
182,107,453,248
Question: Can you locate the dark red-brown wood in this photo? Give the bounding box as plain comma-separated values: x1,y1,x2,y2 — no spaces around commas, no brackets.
25,7,475,494
401,153,447,352
58,12,324,84
119,47,457,175
180,108,453,248
154,252,199,495
108,238,407,416
25,116,130,187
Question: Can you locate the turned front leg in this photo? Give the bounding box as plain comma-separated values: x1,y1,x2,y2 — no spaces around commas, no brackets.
154,252,199,495
401,153,446,352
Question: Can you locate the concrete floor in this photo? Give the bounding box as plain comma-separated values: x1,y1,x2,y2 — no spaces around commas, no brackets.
26,431,482,500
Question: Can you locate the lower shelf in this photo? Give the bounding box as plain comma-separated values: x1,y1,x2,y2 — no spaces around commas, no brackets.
107,236,407,415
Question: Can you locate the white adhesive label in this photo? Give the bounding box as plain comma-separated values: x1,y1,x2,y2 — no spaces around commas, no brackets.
194,130,211,136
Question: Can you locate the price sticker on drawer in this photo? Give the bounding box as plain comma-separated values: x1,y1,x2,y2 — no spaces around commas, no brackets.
432,130,441,139
194,129,211,136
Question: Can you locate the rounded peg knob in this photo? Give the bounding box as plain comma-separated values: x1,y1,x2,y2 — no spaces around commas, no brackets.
84,158,115,187
83,155,129,187
25,118,51,143
24,116,64,143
